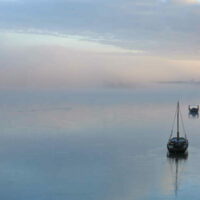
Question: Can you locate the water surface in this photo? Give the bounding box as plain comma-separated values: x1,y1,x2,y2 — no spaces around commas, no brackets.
0,84,200,200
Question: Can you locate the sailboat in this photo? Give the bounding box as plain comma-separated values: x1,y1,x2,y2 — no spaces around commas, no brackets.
167,102,188,153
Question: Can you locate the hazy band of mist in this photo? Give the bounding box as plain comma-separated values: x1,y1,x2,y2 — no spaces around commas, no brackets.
1,32,200,90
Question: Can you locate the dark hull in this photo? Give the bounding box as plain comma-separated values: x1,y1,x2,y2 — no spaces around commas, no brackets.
189,108,199,114
167,146,188,153
167,137,188,153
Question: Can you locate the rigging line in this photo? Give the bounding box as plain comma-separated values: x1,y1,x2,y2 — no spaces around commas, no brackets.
169,107,177,139
180,109,187,138
180,108,187,138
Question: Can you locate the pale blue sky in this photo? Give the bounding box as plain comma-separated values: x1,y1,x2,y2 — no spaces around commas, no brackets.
1,0,200,89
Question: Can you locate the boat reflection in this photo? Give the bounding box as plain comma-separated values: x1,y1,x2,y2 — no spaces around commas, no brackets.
167,152,188,196
188,112,199,119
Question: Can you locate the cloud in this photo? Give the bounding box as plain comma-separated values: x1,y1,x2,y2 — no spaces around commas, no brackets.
0,0,200,58
0,0,200,90
171,0,200,4
0,0,19,2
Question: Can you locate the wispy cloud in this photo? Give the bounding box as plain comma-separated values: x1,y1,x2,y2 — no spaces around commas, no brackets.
0,31,143,54
0,0,200,89
0,0,200,57
171,0,200,4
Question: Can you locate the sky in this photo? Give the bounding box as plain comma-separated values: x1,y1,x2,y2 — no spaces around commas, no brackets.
1,0,200,89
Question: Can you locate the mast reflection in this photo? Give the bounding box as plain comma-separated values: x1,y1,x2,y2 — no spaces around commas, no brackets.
167,152,188,196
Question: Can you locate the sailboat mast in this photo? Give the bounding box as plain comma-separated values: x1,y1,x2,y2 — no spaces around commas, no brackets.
177,101,179,139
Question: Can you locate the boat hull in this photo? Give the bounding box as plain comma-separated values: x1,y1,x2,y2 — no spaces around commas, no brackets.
189,106,199,115
167,137,188,153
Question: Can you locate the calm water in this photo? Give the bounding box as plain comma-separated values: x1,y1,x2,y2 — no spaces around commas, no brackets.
0,84,200,200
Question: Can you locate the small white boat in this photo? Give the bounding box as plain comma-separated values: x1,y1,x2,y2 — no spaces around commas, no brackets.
188,105,199,115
